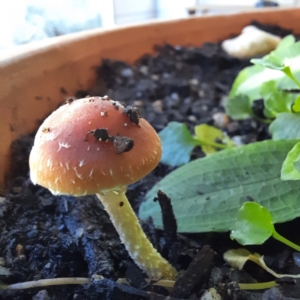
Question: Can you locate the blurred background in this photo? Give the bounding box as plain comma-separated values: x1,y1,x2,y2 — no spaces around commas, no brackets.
0,0,299,50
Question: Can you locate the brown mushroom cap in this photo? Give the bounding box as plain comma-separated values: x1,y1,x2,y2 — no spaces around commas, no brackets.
29,97,162,195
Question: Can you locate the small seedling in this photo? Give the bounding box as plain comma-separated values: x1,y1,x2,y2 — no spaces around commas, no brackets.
159,121,234,167
29,96,177,280
230,202,300,252
224,248,300,290
226,35,300,128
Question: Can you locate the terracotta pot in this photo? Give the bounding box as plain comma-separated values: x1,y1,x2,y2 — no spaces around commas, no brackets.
1,8,300,192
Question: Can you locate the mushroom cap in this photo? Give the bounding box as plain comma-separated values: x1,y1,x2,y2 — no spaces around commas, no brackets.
29,97,162,195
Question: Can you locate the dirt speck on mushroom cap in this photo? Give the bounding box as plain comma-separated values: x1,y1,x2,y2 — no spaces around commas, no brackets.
29,96,162,195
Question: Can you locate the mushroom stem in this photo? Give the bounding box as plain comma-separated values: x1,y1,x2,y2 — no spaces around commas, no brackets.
96,189,177,280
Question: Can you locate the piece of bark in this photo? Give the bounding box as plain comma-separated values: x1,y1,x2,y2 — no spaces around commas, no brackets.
171,245,214,299
154,190,178,249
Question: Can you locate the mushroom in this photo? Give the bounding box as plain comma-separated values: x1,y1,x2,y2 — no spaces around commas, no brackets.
29,96,177,280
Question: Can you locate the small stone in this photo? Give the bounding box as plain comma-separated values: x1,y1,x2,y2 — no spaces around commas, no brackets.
27,229,39,239
227,121,240,134
0,257,5,266
152,100,163,113
188,78,199,86
231,135,244,145
44,262,51,269
262,286,284,300
213,112,229,129
75,227,84,239
200,288,222,300
293,252,300,267
188,115,197,123
59,224,66,231
171,92,179,101
39,196,56,213
32,290,49,300
201,105,208,112
198,90,205,97
139,66,148,75
133,100,143,107
0,266,11,275
151,74,160,81
121,68,133,77
222,25,281,58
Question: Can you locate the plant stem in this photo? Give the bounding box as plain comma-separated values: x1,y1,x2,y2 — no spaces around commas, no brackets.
198,140,229,150
2,278,91,290
97,189,177,280
273,230,300,252
238,281,278,290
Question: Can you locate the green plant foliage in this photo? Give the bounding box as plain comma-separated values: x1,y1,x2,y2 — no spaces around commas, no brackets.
281,141,300,180
292,95,300,113
139,140,300,233
194,124,232,155
224,95,253,120
159,122,232,167
260,81,293,118
225,36,300,181
231,202,300,252
229,36,300,108
230,202,273,245
269,113,300,140
275,34,295,50
159,122,198,167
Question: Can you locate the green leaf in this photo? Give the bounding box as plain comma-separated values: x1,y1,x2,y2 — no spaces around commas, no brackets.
230,202,274,245
275,35,295,51
269,113,300,140
139,140,300,233
260,81,294,118
292,95,300,113
229,65,264,100
251,56,284,71
281,141,300,180
224,95,252,120
231,202,300,252
194,124,228,154
159,122,198,167
230,42,300,102
294,159,300,174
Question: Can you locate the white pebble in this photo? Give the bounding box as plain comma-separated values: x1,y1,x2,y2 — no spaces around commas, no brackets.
222,26,281,58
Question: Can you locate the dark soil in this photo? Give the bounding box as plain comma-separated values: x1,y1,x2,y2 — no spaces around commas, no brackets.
2,21,300,300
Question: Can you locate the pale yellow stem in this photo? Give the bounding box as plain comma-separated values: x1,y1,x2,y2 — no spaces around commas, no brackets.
96,189,177,280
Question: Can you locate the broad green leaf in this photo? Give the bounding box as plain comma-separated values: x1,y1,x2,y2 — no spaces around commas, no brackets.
194,124,225,154
294,159,300,174
251,56,284,70
230,202,273,245
260,81,294,118
159,122,198,167
139,140,300,233
292,95,300,113
281,141,300,180
231,202,300,252
229,65,264,100
224,95,252,120
269,112,300,140
230,42,300,102
275,35,295,51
